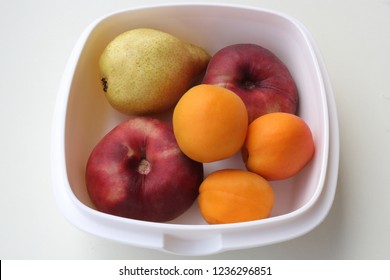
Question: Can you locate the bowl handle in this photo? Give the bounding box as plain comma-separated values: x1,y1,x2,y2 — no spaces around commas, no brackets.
163,233,223,256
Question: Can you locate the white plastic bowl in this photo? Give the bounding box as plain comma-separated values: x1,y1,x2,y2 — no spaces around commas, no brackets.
51,3,339,256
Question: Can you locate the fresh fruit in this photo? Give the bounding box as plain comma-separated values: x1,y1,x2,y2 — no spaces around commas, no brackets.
202,43,298,123
172,84,248,163
99,28,210,115
198,169,274,224
85,117,204,222
242,112,314,180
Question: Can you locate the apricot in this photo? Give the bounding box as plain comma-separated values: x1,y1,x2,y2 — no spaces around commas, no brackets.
173,84,248,163
242,112,315,180
198,169,274,224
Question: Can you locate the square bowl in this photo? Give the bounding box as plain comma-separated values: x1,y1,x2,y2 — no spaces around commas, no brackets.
51,3,338,256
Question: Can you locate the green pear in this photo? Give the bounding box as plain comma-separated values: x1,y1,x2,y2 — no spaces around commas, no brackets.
99,28,211,115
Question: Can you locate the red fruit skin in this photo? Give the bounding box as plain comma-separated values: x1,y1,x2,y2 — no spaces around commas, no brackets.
85,117,204,222
202,44,298,123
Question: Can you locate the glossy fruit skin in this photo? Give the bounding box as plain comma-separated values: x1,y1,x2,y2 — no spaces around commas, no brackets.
202,43,298,123
242,112,315,180
85,117,204,222
198,169,274,224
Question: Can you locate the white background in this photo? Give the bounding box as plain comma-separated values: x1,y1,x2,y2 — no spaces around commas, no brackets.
1,0,390,259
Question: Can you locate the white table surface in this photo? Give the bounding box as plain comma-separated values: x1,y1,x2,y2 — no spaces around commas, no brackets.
1,0,389,259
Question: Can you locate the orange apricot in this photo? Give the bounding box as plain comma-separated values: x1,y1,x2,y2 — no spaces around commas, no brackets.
172,84,248,163
198,169,274,224
242,112,315,180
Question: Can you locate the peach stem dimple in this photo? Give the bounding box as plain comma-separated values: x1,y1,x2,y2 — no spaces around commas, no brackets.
138,158,151,175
